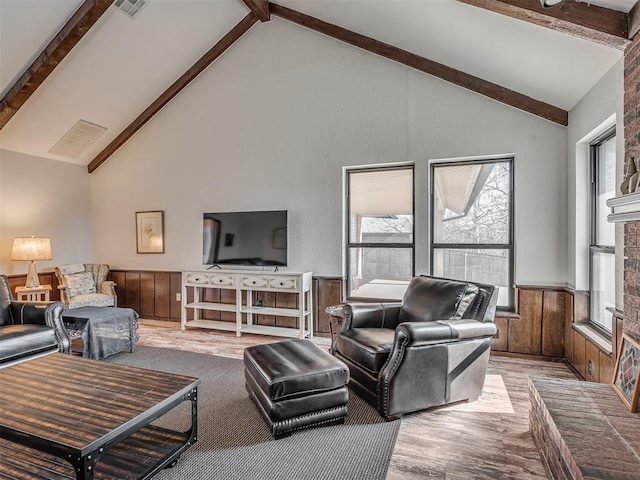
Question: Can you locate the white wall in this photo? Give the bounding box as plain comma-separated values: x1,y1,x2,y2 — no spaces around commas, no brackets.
567,59,624,297
89,18,568,283
0,149,92,275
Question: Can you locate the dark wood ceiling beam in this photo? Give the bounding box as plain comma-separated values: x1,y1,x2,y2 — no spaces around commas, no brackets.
457,0,629,50
87,13,259,173
242,0,270,22
270,3,568,126
0,0,112,130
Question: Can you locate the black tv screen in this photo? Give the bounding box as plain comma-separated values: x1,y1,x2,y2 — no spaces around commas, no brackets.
203,210,288,267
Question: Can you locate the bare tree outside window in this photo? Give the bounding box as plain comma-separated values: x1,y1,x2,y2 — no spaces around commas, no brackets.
432,159,513,308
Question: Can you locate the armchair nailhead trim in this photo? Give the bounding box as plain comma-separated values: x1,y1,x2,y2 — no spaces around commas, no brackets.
377,328,408,417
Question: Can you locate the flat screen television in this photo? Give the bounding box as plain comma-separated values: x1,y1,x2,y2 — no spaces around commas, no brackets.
203,210,288,267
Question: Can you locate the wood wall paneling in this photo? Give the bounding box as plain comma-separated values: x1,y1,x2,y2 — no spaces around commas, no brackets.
202,286,220,321
491,316,509,352
124,272,140,313
139,272,155,318
220,288,236,322
508,289,543,354
170,273,182,319
584,340,600,382
153,273,171,318
541,291,565,357
253,291,277,327
313,277,343,334
50,273,61,301
564,292,574,365
7,276,23,298
104,272,576,352
599,351,615,384
275,292,298,329
110,271,126,306
572,329,587,379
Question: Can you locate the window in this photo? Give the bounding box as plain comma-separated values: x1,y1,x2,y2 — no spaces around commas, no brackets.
431,158,514,309
590,129,616,334
346,166,414,300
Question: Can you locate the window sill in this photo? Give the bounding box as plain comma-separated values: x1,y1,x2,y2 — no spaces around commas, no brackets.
572,323,613,356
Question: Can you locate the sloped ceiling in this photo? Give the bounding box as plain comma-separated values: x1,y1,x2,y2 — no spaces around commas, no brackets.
0,0,633,166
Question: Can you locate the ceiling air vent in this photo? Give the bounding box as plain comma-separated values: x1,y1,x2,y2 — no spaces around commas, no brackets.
48,120,107,159
113,0,149,19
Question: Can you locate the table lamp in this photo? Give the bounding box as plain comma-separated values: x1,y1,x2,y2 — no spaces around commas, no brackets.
11,237,52,288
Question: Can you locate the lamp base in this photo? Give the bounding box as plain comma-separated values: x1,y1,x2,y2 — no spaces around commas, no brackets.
25,261,41,288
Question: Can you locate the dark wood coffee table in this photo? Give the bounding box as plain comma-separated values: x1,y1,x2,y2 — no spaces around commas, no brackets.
0,353,200,480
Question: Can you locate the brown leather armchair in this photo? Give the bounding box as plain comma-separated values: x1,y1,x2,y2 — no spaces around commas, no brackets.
332,275,498,420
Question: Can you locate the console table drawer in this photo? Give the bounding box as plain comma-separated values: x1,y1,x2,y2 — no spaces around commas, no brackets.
268,276,298,290
242,276,269,288
209,274,235,286
186,274,210,285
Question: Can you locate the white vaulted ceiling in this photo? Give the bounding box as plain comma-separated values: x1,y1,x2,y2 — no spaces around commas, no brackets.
0,0,634,166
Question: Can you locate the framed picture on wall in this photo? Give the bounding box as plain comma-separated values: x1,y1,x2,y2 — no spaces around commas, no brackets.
611,333,640,412
136,211,164,254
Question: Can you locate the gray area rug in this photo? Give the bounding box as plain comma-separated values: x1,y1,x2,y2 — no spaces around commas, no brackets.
106,346,400,480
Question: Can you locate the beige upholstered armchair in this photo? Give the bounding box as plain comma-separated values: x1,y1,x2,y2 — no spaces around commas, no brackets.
54,263,117,309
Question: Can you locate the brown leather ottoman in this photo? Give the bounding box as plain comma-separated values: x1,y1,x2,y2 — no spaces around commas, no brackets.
244,338,349,439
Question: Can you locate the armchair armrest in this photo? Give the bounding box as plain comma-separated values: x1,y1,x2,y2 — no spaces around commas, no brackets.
101,280,116,296
57,284,70,306
9,301,70,354
342,302,401,330
396,319,497,347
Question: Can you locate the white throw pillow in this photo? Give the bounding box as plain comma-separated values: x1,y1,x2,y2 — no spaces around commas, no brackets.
65,272,96,297
58,263,85,275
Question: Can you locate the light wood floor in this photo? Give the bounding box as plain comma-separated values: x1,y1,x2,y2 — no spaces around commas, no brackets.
137,319,578,480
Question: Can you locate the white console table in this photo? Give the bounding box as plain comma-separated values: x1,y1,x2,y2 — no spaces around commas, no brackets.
181,270,313,339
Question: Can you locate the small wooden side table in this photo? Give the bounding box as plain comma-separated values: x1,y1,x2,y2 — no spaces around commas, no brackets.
326,304,346,350
15,285,52,302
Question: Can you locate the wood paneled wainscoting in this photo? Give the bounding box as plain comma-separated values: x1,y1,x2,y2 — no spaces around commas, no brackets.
6,270,616,379
491,285,566,360
492,285,617,385
109,270,344,336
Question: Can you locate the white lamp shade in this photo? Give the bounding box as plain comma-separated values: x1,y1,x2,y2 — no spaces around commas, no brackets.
11,237,52,261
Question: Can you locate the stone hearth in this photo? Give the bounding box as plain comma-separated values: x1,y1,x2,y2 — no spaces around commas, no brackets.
530,377,640,480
